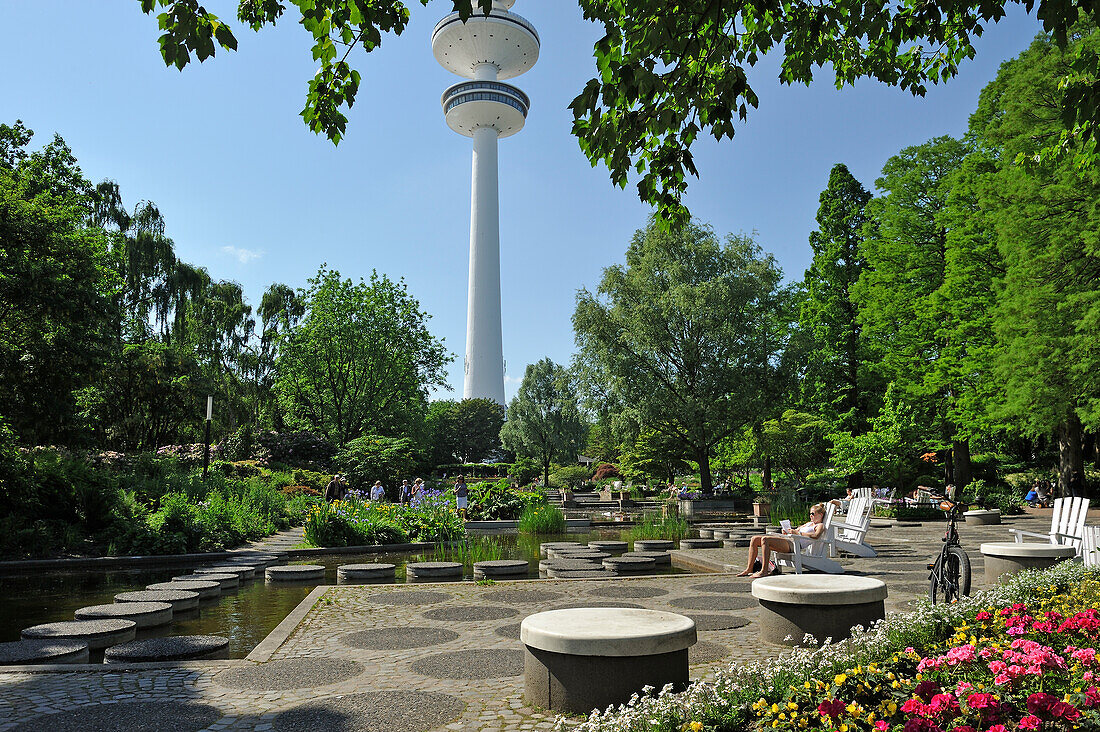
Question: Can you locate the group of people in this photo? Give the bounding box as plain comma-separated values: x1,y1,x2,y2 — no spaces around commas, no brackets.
1025,479,1052,508
322,474,471,519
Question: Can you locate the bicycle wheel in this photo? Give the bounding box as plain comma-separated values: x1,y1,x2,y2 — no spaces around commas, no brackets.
930,547,972,604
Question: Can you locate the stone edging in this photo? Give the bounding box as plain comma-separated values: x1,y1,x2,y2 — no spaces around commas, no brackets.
246,585,330,663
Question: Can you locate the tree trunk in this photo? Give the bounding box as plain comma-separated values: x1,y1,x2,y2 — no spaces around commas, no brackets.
543,456,551,490
697,449,713,495
846,471,863,492
1084,431,1100,469
762,455,772,493
952,439,972,489
1057,414,1085,498
943,448,954,486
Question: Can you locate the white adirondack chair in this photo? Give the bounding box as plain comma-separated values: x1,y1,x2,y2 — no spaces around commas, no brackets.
1082,525,1100,568
772,504,845,575
827,494,877,558
1010,496,1090,555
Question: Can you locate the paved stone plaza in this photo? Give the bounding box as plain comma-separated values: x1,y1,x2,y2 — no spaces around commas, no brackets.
0,510,1090,731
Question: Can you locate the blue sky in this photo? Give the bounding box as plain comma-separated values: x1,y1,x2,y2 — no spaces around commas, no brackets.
0,2,1044,401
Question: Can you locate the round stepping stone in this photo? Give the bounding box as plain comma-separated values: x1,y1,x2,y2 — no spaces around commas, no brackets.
146,580,220,600
342,627,459,650
689,640,733,665
587,584,669,599
422,605,518,622
368,590,452,606
409,648,524,679
6,701,222,732
686,614,751,631
215,658,363,690
540,541,583,558
697,528,715,538
622,550,671,566
669,595,756,611
173,572,238,590
546,548,609,560
272,690,463,732
546,568,610,579
74,601,173,629
338,563,397,582
406,561,463,582
266,565,324,582
603,556,656,574
485,589,564,604
689,582,752,594
543,558,605,572
723,538,751,548
588,540,628,554
21,619,136,650
473,559,529,579
227,553,284,568
104,635,230,663
680,538,721,549
115,589,200,612
633,540,675,552
0,639,89,665
194,565,255,581
712,530,733,539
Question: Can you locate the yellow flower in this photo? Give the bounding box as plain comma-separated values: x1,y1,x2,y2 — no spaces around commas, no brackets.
834,673,847,686
689,723,704,732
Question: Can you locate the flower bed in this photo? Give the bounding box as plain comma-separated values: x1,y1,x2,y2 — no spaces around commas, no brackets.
304,490,464,547
562,563,1100,732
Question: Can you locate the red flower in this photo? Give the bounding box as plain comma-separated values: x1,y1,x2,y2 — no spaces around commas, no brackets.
903,719,941,732
966,693,998,710
1084,686,1100,709
975,611,992,621
1047,701,1080,721
1017,715,1042,730
818,699,846,720
914,681,942,702
1027,693,1057,715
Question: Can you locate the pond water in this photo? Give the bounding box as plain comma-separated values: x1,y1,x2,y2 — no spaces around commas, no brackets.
0,529,687,659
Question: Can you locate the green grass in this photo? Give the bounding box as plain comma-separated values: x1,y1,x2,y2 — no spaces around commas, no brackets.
432,534,506,565
628,512,689,540
517,504,567,534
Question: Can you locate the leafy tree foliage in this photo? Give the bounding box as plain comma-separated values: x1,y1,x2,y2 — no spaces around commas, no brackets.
276,266,451,446
500,358,586,487
574,219,787,494
423,398,505,465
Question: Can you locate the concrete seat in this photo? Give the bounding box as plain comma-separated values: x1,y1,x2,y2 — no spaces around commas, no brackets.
751,575,887,646
173,573,238,590
521,607,696,714
980,542,1076,583
588,541,628,554
602,556,656,575
146,580,220,600
963,509,1001,526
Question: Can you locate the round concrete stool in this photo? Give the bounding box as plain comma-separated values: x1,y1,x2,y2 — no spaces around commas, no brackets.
266,565,325,582
588,540,628,554
146,580,220,600
752,576,886,646
0,639,90,665
173,572,238,590
115,590,199,613
22,619,136,650
104,635,230,664
633,540,674,552
75,602,173,629
406,562,463,582
338,563,396,583
980,542,1076,584
522,608,696,714
474,560,529,580
603,556,656,575
680,538,721,549
622,550,671,566
540,542,584,558
195,565,256,581
964,509,1002,526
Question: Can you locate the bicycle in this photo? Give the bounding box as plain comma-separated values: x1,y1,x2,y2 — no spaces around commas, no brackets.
928,487,972,604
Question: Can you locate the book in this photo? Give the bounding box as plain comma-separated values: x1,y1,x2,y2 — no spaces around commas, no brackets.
780,519,792,531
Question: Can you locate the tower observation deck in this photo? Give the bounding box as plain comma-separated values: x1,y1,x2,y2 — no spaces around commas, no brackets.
433,0,539,406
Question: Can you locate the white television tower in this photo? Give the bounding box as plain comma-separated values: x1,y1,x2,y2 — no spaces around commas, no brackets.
432,0,539,406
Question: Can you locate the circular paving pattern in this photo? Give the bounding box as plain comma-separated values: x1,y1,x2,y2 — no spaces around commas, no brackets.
689,581,753,594
409,649,524,679
484,588,564,604
668,595,757,611
8,701,222,732
689,640,733,665
586,584,669,599
272,690,464,732
341,627,460,650
685,614,752,631
493,622,522,640
214,658,364,691
421,605,518,622
367,591,452,606
551,600,646,610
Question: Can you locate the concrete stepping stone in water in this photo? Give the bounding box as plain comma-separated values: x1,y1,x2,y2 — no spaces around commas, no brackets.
680,538,721,549
226,553,285,569
338,563,397,582
74,601,173,629
146,580,220,600
588,540,628,554
115,589,200,612
621,550,671,566
104,635,230,663
539,541,584,558
473,559,529,579
173,572,238,590
546,548,609,561
406,562,463,582
633,539,675,552
0,639,89,665
194,565,255,581
21,619,136,650
266,565,325,582
546,567,609,579
603,556,657,575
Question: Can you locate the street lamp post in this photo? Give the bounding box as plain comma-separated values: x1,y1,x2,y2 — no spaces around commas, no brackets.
202,395,212,482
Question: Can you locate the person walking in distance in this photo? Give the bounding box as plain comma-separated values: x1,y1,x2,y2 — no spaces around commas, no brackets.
370,480,386,502
399,479,412,505
454,475,469,520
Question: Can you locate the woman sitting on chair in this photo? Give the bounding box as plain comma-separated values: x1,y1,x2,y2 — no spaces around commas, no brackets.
737,503,827,578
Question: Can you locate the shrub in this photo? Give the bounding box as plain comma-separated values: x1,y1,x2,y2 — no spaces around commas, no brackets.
467,478,540,520
517,504,567,534
594,462,621,481
303,497,410,547
218,426,254,461
335,434,417,492
967,478,1026,515
509,457,541,485
549,464,592,489
255,430,336,468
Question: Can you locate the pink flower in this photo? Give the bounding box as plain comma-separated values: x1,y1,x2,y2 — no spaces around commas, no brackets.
993,674,1011,686
975,611,992,621
1017,715,1042,730
950,727,977,732
876,721,890,731
914,681,941,702
985,726,1007,732
1083,686,1100,709
903,720,941,732
955,682,974,696
902,699,927,715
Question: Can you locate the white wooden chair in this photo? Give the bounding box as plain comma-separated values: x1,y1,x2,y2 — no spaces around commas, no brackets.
827,494,877,558
1082,525,1100,569
1010,496,1090,555
772,504,845,575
